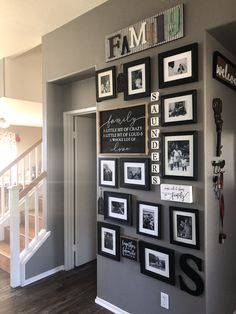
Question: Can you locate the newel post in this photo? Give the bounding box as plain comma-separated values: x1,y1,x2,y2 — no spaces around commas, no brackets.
9,186,21,288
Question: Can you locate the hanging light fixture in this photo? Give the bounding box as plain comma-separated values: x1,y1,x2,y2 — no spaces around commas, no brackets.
0,117,10,129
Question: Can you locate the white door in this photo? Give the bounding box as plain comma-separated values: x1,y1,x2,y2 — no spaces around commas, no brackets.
74,114,97,267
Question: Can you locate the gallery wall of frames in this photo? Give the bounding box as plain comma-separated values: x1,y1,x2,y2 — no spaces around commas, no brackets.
96,4,204,298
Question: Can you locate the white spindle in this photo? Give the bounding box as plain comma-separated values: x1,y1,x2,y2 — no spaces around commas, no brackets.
23,158,26,188
35,147,38,177
9,186,21,288
1,178,4,216
29,152,32,182
24,195,29,250
34,187,39,240
16,163,19,186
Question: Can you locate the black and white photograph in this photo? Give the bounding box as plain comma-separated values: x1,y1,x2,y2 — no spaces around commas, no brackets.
96,66,116,102
158,43,198,88
169,206,199,249
104,191,132,225
162,131,197,180
121,236,138,261
161,90,197,126
97,222,120,260
139,241,175,285
123,57,151,100
120,158,150,190
99,158,118,188
137,201,161,239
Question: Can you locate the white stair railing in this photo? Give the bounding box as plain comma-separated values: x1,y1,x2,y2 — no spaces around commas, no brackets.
9,171,47,288
0,139,42,219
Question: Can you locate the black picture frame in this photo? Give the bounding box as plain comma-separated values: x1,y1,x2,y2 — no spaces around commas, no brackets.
162,131,198,180
123,57,151,100
139,241,175,285
99,158,118,188
96,66,117,102
137,201,161,239
97,221,120,261
158,43,198,88
213,51,236,91
104,191,132,225
120,158,150,190
120,236,138,261
161,90,197,126
169,206,200,250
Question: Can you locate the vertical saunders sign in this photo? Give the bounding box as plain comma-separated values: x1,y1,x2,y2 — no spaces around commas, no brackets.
98,104,148,154
105,4,184,62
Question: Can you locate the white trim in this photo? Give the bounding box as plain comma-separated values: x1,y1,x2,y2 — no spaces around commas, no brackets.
63,106,96,271
23,265,65,287
95,297,130,314
0,210,10,240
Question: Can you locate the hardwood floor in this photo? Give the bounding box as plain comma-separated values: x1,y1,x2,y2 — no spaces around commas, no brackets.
0,260,111,314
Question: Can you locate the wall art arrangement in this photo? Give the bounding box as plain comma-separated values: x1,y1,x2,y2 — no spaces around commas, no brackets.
213,51,236,91
96,30,203,296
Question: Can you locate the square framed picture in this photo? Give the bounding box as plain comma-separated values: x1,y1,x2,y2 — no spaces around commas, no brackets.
120,236,138,261
96,66,116,102
137,201,161,239
104,191,132,225
158,43,198,88
139,241,175,285
162,131,198,180
169,206,199,249
161,90,197,126
120,158,150,190
123,57,151,100
97,221,120,261
99,158,118,188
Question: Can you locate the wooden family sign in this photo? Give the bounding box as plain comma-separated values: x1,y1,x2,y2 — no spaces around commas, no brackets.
98,104,148,154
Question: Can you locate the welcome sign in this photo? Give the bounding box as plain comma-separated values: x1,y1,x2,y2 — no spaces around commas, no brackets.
105,4,184,62
213,51,236,91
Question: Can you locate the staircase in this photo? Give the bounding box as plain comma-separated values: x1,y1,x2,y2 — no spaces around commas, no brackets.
0,139,50,287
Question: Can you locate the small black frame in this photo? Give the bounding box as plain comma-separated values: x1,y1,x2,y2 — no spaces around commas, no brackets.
120,236,138,261
99,158,118,188
96,66,117,102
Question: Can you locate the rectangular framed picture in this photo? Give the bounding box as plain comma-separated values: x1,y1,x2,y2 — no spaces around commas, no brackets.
97,221,120,261
96,66,116,102
99,158,118,188
161,90,197,126
104,191,132,225
169,206,199,249
139,241,175,285
162,131,197,180
158,43,198,88
120,236,138,261
120,158,150,190
137,201,161,239
123,57,151,100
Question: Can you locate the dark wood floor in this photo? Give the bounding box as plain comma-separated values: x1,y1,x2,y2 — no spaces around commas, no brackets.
0,260,111,314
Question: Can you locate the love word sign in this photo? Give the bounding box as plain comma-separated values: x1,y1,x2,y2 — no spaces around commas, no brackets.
160,184,193,203
105,4,184,62
98,104,148,154
213,51,236,91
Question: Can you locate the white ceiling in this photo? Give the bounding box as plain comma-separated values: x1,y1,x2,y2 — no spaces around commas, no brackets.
0,0,108,59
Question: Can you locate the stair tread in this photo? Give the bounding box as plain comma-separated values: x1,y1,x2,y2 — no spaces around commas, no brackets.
0,241,10,258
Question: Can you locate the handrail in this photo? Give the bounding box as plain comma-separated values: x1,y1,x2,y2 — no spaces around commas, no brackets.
0,138,42,177
19,171,47,200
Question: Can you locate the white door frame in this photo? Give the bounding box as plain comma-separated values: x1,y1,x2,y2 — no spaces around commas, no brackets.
63,106,96,270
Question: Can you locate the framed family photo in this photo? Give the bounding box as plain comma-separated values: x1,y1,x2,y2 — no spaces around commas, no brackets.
139,241,175,285
96,66,116,102
162,131,198,180
99,158,118,188
97,221,120,260
104,191,132,225
120,158,150,190
120,236,138,261
169,206,199,249
158,43,198,88
161,90,197,126
137,201,161,239
123,57,151,100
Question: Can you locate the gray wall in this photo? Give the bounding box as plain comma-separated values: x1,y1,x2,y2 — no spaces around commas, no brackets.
204,33,236,314
30,0,236,313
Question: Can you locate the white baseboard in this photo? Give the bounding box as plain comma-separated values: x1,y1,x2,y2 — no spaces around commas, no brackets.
23,265,65,286
95,297,130,314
